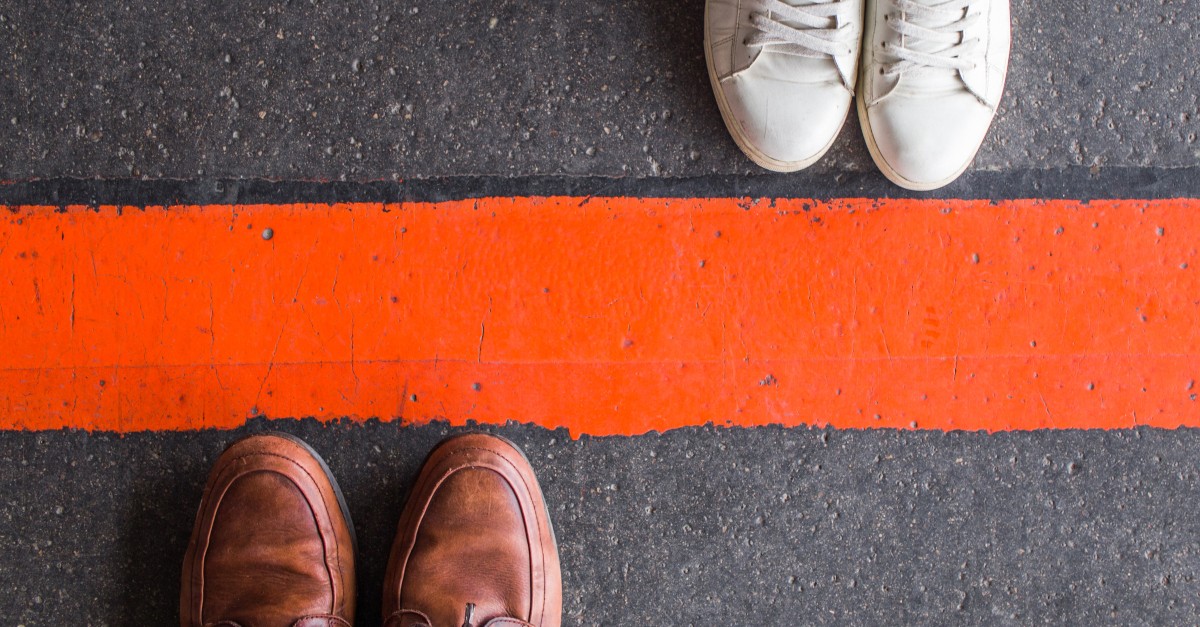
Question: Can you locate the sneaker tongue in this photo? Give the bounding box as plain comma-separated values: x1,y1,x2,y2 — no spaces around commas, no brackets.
779,0,834,8
760,0,844,84
758,50,842,84
797,55,842,82
899,0,968,89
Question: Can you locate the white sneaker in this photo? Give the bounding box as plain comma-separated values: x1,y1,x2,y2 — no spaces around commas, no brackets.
858,0,1010,190
705,0,864,172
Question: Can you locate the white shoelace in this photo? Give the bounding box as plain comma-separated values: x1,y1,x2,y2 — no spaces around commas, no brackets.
881,0,981,76
745,0,860,59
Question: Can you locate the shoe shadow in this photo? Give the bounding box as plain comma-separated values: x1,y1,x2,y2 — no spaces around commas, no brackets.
326,422,450,627
108,450,206,625
345,464,410,627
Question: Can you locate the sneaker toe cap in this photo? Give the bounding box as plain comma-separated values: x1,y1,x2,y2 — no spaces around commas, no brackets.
720,74,851,169
867,92,996,189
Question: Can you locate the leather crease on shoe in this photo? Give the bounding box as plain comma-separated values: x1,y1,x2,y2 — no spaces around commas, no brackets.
182,434,357,627
387,603,537,626
386,602,537,627
381,434,561,627
871,0,990,106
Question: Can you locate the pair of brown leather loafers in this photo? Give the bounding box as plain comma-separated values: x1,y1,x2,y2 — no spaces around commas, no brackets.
181,433,561,627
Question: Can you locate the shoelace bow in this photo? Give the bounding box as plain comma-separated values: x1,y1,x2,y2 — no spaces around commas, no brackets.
745,0,859,59
881,0,981,75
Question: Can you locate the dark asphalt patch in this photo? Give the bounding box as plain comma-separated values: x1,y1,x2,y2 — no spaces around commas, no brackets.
2,421,1198,625
2,167,1199,208
0,0,1197,181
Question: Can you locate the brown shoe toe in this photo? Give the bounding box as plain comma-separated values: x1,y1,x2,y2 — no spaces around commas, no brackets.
181,433,356,627
383,434,561,627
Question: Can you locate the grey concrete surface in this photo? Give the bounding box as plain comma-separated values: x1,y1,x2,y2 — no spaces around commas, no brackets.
2,421,1199,625
1,0,1198,181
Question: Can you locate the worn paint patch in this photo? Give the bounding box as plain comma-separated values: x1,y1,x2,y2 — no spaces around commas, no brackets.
1,198,1198,435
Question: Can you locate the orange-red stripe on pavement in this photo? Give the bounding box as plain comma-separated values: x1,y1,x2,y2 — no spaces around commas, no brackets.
1,197,1198,435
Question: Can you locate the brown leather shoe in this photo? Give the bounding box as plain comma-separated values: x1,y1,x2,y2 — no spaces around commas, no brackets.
181,433,357,627
383,434,562,627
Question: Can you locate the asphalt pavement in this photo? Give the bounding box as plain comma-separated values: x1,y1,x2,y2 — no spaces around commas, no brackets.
2,0,1200,625
5,422,1200,625
1,0,1198,181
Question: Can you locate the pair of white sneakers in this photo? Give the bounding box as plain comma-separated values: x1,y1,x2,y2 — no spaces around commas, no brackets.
706,0,1010,190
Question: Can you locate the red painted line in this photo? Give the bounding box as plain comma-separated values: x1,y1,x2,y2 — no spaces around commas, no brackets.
1,198,1198,435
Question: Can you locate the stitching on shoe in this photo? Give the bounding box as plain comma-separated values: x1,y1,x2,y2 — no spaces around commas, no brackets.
734,0,745,72
202,449,346,621
444,445,547,619
295,614,353,627
404,444,549,624
386,608,433,627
